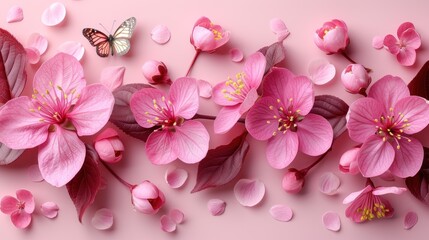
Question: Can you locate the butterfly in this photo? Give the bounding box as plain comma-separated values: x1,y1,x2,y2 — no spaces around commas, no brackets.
82,17,136,57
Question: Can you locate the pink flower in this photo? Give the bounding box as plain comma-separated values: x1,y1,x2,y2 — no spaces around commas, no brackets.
343,183,406,223
282,168,305,194
341,64,371,94
245,68,333,169
314,19,349,54
0,189,35,229
383,22,421,66
131,181,165,214
212,52,266,134
142,60,172,85
0,53,115,187
190,16,230,52
94,128,124,163
130,77,209,164
347,76,429,178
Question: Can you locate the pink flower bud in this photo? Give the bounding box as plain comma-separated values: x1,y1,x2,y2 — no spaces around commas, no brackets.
341,64,371,94
94,128,124,163
142,60,171,85
131,181,165,214
314,19,349,54
282,168,305,194
190,16,230,52
339,148,360,175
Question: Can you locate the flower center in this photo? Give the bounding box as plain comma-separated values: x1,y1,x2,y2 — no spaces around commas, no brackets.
145,96,183,132
268,98,302,136
221,72,247,101
209,22,223,40
16,201,25,211
373,107,411,149
357,198,390,222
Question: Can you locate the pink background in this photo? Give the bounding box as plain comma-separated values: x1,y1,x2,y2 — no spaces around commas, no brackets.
1,0,429,239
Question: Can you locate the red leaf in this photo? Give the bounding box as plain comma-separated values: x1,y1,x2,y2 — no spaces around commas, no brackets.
310,95,349,139
258,42,286,74
110,83,157,142
406,147,429,206
408,61,429,100
0,28,27,104
66,145,102,222
191,133,249,193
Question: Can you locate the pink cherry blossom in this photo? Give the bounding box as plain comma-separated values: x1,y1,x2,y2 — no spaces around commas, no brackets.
347,75,429,178
130,77,209,164
131,180,165,214
383,22,421,66
94,128,124,163
341,64,371,94
314,19,349,54
0,53,115,187
0,189,35,229
246,68,333,169
190,16,230,52
213,52,266,134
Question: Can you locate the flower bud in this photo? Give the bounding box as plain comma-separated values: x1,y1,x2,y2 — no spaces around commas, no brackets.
131,181,165,214
339,148,360,175
94,128,124,163
142,60,171,85
314,19,349,54
282,168,305,194
341,64,371,94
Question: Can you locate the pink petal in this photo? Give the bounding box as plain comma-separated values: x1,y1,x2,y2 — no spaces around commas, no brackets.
358,135,395,177
245,97,279,140
401,29,421,49
169,209,184,224
25,47,41,65
191,26,216,52
91,208,114,230
11,211,31,229
239,88,259,115
368,76,410,112
269,204,293,222
197,79,212,98
397,47,416,66
319,172,341,195
40,202,59,219
373,186,407,196
343,185,373,204
27,164,44,182
347,98,384,143
230,48,244,62
389,137,424,178
323,28,347,53
151,25,171,45
267,131,298,169
165,168,188,189
130,88,167,128
398,22,415,37
169,77,199,119
7,6,24,23
41,2,66,26
132,181,160,199
322,212,341,232
145,130,176,165
270,18,290,42
372,36,384,49
207,199,226,216
27,33,48,55
383,35,400,54
1,196,18,214
404,211,418,230
160,215,176,233
339,148,360,175
243,52,266,88
171,120,209,164
214,105,242,134
16,189,35,213
99,66,125,92
297,113,333,156
394,96,429,134
58,41,85,61
234,179,265,207
308,59,336,85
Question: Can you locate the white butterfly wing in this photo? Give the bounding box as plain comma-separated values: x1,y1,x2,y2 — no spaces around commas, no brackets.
113,38,131,56
111,17,136,55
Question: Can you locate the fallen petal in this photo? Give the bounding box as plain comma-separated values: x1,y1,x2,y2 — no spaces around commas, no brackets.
197,79,213,98
404,211,418,230
41,2,66,26
40,202,59,219
100,66,125,91
169,209,184,224
6,6,24,23
58,41,84,61
234,179,265,207
165,168,188,189
308,59,336,85
269,204,293,222
322,211,341,232
319,172,341,195
27,164,44,182
25,48,41,65
91,208,114,230
207,199,226,216
160,215,176,233
230,48,244,62
270,18,290,42
27,33,48,55
151,25,171,45
372,36,384,50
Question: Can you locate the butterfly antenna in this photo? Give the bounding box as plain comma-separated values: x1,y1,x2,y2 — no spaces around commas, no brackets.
110,20,116,34
99,23,110,35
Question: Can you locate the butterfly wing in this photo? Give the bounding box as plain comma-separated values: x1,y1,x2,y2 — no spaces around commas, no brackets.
111,17,136,56
82,28,111,57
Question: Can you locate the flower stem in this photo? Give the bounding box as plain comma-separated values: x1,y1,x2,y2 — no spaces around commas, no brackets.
99,160,134,190
339,50,372,73
301,149,331,175
186,50,201,77
193,113,245,123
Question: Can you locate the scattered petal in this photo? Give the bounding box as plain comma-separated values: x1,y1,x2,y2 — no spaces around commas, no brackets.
308,59,336,85
269,18,290,42
197,79,212,98
57,41,84,61
27,164,44,182
40,202,59,219
169,209,184,224
234,179,265,207
151,25,171,45
25,47,41,65
165,168,188,189
41,2,66,26
91,208,113,230
230,48,244,62
269,204,293,222
6,6,24,23
372,36,384,50
100,66,125,91
319,172,341,195
27,33,48,55
207,199,226,216
160,215,176,233
322,212,341,232
404,211,418,230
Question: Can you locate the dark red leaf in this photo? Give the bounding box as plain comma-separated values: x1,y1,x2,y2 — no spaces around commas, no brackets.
66,145,102,222
310,95,349,139
408,61,429,100
406,147,429,206
110,83,157,142
258,42,286,74
191,133,249,193
0,28,27,104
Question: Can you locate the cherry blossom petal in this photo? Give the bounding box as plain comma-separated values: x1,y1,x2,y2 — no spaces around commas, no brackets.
40,202,59,219
130,88,167,128
393,96,429,134
145,130,176,165
269,204,293,222
25,47,41,65
372,186,407,195
269,18,290,42
230,48,243,62
239,88,259,114
398,22,415,37
11,211,31,229
347,98,384,143
207,199,226,216
319,172,341,195
234,179,265,207
404,211,418,230
383,34,400,54
165,168,188,189
169,77,199,119
339,148,360,175
358,135,395,177
16,189,35,213
151,25,171,44
388,137,423,178
245,97,281,141
41,2,66,26
100,66,125,91
160,215,176,233
214,105,242,134
191,26,216,52
297,113,333,156
169,209,184,224
91,208,114,230
343,185,373,204
322,212,341,232
372,36,384,49
0,196,18,214
397,47,416,66
27,164,44,182
6,6,23,23
308,59,336,85
58,41,85,61
197,79,212,98
267,131,298,169
171,120,209,164
27,33,48,55
401,28,421,49
243,52,266,88
368,75,410,113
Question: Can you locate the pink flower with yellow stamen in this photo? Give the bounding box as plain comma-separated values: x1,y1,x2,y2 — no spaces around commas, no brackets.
190,16,230,52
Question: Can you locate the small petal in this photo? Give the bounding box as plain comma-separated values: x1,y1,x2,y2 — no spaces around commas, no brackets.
27,164,44,182
398,22,415,37
25,47,41,65
1,196,18,214
372,36,384,49
58,41,85,61
11,211,31,229
269,204,293,222
100,66,125,91
40,202,59,219
160,215,176,233
6,6,24,23
373,186,407,195
269,18,290,42
404,211,418,230
214,105,242,134
322,212,341,232
197,79,212,98
91,208,114,230
230,48,244,62
169,209,184,224
165,168,188,189
343,185,372,204
397,47,416,66
27,33,48,55
308,59,336,85
151,25,171,45
383,34,400,54
41,2,66,26
319,172,341,195
207,199,226,216
234,179,265,207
